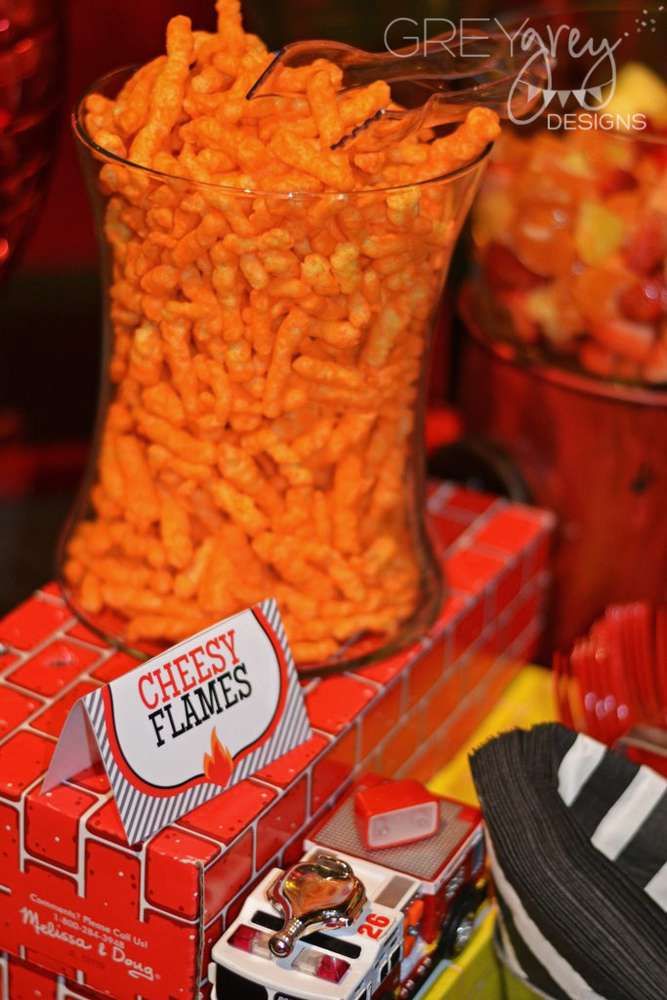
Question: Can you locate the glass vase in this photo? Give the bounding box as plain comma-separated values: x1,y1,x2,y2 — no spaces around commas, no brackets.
58,66,492,674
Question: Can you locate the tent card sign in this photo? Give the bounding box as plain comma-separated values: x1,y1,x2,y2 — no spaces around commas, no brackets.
43,599,311,844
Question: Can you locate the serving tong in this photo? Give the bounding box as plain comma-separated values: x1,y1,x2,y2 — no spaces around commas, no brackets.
246,29,550,150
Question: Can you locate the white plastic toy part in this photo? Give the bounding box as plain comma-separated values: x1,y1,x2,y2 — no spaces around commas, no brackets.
368,801,439,849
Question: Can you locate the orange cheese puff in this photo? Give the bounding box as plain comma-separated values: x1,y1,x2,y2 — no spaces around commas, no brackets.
126,614,209,643
240,428,300,467
219,524,272,602
353,152,385,175
361,305,405,368
142,381,186,426
292,355,362,389
196,537,243,616
361,535,398,579
90,485,122,521
290,639,339,662
180,487,224,537
209,481,268,536
431,107,500,171
193,355,231,421
262,307,309,417
159,493,193,569
386,187,421,227
173,538,215,600
99,432,126,507
160,319,202,417
225,339,254,382
273,584,318,620
260,249,300,278
333,453,363,554
282,617,339,642
136,409,216,465
115,435,161,528
218,442,265,495
386,142,429,166
312,490,332,544
368,446,404,521
302,543,366,603
312,319,360,348
190,64,227,96
107,522,145,560
128,323,164,387
130,16,194,168
276,487,312,531
147,444,211,484
270,131,355,191
301,254,340,296
83,523,114,557
64,558,85,586
114,57,166,138
94,557,151,589
339,80,391,129
229,413,263,433
306,69,344,149
306,384,380,409
252,531,314,593
330,242,361,294
172,212,228,268
331,611,401,642
150,570,174,596
273,59,339,94
292,417,335,459
80,573,103,614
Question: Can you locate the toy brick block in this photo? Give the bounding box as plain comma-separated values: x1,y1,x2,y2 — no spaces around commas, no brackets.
85,841,141,923
0,731,54,801
146,827,219,919
255,776,307,869
255,733,328,788
25,784,97,871
306,675,376,734
311,726,356,814
31,681,98,737
7,957,59,1000
8,641,100,697
359,680,402,760
86,800,135,849
0,686,41,737
203,830,253,923
181,780,274,844
0,598,71,651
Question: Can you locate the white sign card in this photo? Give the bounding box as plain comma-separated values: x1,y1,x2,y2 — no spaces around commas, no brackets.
43,599,311,844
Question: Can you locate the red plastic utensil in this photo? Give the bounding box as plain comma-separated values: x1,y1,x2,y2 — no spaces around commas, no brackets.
553,602,666,746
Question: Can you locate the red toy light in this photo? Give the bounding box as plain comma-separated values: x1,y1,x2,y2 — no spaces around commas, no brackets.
354,778,440,849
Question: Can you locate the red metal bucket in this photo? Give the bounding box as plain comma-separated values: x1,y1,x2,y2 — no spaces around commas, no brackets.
458,287,667,653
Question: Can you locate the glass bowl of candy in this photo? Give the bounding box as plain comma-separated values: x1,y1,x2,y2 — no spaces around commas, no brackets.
470,62,667,387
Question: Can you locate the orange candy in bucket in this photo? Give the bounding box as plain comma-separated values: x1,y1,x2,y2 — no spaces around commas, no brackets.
61,1,498,669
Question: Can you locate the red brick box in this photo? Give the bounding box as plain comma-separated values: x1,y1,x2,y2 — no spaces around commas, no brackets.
0,487,553,1000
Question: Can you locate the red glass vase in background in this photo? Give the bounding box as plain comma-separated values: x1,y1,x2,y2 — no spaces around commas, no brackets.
0,0,65,281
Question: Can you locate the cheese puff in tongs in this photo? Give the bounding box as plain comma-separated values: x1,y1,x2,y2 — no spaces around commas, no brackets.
246,25,551,151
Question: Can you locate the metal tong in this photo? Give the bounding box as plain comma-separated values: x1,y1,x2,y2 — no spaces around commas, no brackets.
246,28,549,149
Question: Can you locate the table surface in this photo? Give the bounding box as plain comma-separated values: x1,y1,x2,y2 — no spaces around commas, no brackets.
417,665,556,999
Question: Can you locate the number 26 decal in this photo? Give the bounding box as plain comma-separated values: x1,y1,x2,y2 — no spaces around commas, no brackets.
358,912,390,939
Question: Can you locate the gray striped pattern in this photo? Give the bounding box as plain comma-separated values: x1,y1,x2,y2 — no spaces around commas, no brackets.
83,598,311,845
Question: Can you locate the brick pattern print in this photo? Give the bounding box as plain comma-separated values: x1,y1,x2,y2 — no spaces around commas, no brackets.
0,487,554,1000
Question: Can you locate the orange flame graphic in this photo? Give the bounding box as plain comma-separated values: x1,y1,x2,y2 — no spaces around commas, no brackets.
203,729,234,786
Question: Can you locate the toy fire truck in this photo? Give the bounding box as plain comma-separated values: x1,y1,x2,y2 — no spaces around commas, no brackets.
209,778,487,1000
